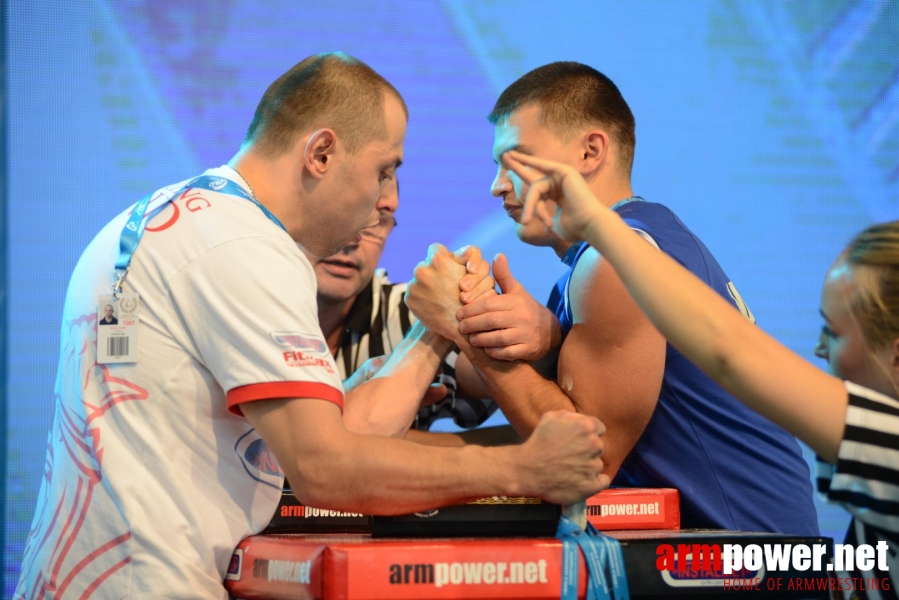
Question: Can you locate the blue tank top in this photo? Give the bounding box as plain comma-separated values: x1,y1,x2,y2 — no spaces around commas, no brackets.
548,199,819,535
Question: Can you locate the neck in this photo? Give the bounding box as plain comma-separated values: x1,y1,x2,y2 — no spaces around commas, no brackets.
228,147,301,239
585,172,634,209
547,173,633,259
317,296,356,357
551,238,574,259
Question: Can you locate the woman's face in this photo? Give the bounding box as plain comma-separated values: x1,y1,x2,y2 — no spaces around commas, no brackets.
814,261,897,397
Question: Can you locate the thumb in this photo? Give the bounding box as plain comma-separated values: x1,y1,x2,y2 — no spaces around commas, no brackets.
451,245,472,265
492,253,520,294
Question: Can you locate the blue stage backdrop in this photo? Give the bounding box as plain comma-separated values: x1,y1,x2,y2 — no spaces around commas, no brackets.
4,0,898,591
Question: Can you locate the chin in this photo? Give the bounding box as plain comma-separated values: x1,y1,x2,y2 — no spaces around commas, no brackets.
302,234,351,260
516,223,556,248
317,282,359,305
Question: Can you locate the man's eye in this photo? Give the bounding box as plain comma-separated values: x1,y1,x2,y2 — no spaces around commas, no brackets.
380,171,393,182
821,325,835,338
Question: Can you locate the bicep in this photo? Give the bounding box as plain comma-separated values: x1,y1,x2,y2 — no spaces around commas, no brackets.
239,397,347,487
558,250,666,473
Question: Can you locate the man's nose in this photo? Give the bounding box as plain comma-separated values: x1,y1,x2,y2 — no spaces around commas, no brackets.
378,180,399,213
491,168,511,198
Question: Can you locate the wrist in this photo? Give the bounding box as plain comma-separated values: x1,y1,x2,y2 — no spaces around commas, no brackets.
486,444,529,497
578,206,611,250
409,320,455,356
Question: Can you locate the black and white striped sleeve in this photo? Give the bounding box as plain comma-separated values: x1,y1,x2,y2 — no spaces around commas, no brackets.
816,381,899,536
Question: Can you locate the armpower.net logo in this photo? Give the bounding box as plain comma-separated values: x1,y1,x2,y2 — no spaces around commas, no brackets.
655,542,891,593
388,560,549,588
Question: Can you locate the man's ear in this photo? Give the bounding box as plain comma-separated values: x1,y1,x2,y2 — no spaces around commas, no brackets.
579,129,609,177
303,129,338,179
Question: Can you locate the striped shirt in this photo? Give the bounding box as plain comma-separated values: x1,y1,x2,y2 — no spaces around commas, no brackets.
817,381,899,599
333,268,498,430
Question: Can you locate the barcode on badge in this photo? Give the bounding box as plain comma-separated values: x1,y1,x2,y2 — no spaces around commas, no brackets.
107,337,129,357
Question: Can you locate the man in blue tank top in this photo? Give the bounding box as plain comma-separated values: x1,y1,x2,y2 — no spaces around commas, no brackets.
436,62,819,534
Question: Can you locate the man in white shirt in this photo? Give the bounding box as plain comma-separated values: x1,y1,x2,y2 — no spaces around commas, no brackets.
16,53,609,599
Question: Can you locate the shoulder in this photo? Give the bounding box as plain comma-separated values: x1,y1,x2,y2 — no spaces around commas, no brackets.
169,233,315,299
618,200,728,285
567,245,653,333
146,167,289,251
616,201,685,244
141,171,307,284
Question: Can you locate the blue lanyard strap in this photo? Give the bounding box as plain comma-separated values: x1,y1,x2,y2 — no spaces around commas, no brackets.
557,515,630,600
114,174,287,291
610,196,644,212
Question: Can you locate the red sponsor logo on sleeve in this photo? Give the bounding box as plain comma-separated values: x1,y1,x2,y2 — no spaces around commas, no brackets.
282,351,334,374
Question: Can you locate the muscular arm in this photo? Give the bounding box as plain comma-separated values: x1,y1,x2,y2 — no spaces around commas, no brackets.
556,247,666,477
406,244,665,479
243,398,519,512
341,246,497,438
342,320,453,437
458,253,665,478
241,397,607,512
400,351,521,447
456,332,562,390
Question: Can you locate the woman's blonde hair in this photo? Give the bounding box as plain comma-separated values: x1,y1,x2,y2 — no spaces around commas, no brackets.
841,220,899,396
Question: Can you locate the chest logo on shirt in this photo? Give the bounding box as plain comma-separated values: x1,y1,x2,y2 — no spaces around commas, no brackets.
234,429,283,489
270,331,328,354
209,177,228,191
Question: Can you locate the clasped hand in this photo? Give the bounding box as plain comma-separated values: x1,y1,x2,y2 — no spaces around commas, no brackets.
405,244,496,343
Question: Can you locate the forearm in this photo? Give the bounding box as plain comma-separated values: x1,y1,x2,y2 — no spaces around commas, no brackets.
460,341,575,439
246,398,528,514
293,430,524,513
343,320,453,437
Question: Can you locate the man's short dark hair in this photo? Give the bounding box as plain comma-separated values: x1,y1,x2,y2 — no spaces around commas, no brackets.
489,62,636,177
245,52,408,157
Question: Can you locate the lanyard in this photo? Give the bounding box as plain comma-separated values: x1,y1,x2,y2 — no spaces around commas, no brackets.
113,174,286,294
557,515,630,600
610,196,645,212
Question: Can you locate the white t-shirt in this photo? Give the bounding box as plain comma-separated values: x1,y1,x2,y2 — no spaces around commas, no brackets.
15,166,343,599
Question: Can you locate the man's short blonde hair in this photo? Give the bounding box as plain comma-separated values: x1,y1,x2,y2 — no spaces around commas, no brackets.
245,52,407,157
489,62,636,178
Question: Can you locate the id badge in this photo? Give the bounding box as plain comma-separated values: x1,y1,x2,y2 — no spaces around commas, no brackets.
97,293,139,364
